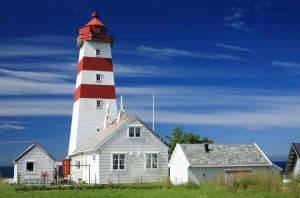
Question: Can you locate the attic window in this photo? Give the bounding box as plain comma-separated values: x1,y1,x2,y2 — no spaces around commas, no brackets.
26,161,34,172
96,49,100,56
128,126,141,138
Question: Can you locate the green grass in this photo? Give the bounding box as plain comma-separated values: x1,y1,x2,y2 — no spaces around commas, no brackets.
0,173,299,198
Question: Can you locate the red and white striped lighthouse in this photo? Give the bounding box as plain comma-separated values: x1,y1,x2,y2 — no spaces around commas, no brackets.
68,12,117,155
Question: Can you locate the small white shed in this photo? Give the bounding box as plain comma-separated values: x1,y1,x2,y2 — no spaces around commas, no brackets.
13,143,56,184
169,143,277,184
285,143,300,178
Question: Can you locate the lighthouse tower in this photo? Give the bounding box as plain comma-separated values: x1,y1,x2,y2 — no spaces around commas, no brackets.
68,12,117,155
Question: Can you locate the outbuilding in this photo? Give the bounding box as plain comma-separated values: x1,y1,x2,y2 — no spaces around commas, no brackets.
13,143,56,184
169,143,278,184
285,143,300,178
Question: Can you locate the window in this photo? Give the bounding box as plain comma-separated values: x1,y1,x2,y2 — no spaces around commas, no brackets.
96,49,100,56
112,154,125,170
145,154,158,169
75,161,80,169
128,127,141,138
96,100,103,109
26,161,34,172
96,74,103,83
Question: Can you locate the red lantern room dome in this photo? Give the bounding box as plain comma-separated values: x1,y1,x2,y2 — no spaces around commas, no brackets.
77,11,113,47
83,12,106,28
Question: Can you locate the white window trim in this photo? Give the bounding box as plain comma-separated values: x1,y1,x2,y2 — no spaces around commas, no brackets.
144,153,159,170
111,153,126,171
25,160,35,173
127,126,142,138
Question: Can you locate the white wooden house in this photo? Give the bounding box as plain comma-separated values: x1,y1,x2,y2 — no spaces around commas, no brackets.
169,143,279,184
68,104,169,184
13,143,56,184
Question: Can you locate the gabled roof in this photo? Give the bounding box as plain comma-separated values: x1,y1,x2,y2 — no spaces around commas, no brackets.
72,116,167,154
178,143,272,167
285,143,300,174
14,143,56,162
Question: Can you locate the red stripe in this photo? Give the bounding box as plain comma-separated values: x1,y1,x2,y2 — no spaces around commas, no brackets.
77,57,113,74
74,84,116,101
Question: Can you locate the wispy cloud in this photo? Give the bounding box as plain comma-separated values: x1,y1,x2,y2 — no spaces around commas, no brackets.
272,61,300,68
0,139,64,144
0,124,26,131
0,68,72,82
0,99,72,116
135,45,243,61
215,43,254,53
0,76,73,95
0,35,75,58
224,8,253,32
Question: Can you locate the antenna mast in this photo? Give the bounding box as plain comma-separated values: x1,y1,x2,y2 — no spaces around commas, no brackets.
152,93,155,131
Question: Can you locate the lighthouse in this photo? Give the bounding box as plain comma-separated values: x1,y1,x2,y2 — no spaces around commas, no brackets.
68,12,118,155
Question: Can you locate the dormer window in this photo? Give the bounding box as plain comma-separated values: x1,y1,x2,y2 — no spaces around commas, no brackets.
128,126,141,138
96,49,100,56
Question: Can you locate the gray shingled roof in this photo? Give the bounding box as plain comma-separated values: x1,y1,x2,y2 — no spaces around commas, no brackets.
179,144,271,167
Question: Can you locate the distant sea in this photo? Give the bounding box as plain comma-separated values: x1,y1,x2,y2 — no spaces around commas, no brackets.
0,166,14,178
0,161,287,178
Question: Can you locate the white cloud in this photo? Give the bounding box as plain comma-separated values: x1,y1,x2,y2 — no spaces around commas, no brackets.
0,76,73,95
0,69,72,82
272,61,300,68
135,45,243,61
0,124,25,131
0,44,75,58
215,43,253,53
1,85,300,129
0,99,72,116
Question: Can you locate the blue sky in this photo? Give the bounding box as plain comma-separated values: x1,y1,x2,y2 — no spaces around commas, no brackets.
0,0,300,165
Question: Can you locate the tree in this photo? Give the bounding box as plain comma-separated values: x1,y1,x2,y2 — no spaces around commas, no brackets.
165,127,213,158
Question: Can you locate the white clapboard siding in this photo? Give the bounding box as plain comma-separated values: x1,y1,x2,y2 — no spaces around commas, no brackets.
98,118,168,184
14,145,56,184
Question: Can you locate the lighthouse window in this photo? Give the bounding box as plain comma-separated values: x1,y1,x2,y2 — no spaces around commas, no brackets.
96,49,100,56
96,74,103,82
96,100,103,109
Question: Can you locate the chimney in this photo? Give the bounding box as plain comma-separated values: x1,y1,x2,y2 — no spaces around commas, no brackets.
103,103,113,129
117,95,126,123
204,143,209,153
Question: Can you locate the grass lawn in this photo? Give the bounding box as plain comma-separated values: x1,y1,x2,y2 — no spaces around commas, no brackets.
0,181,296,198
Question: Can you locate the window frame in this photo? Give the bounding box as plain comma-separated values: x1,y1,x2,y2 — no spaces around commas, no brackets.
96,74,103,83
96,49,100,56
25,160,34,173
144,153,158,170
75,160,81,169
96,100,103,109
111,153,126,171
127,125,142,138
